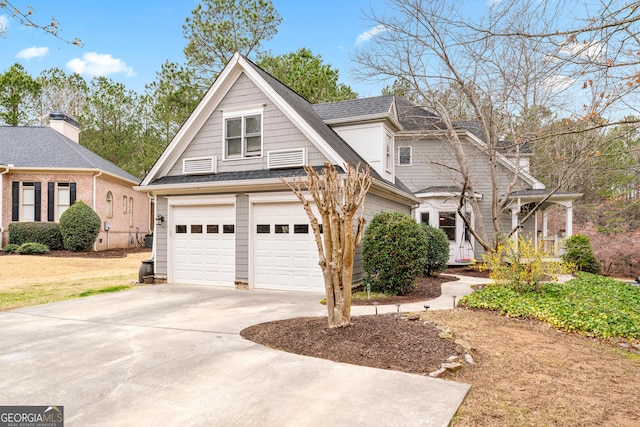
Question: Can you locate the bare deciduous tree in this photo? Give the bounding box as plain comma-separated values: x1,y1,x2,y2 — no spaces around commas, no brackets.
355,0,640,251
281,163,372,328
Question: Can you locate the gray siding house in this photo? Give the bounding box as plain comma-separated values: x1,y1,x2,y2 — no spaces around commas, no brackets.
137,53,580,291
136,53,417,291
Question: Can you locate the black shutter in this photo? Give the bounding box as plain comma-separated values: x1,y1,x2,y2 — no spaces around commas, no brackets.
48,182,55,222
34,182,41,222
70,182,76,205
11,181,19,221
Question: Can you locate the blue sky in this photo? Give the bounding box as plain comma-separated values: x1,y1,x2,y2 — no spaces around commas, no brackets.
0,0,397,97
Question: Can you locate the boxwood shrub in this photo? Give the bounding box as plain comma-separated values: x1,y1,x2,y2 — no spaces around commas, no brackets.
8,222,63,250
562,234,601,274
2,243,20,253
362,211,428,295
16,242,50,255
60,200,101,251
422,223,450,277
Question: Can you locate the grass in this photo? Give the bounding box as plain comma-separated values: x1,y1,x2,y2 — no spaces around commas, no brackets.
0,275,135,311
460,272,640,340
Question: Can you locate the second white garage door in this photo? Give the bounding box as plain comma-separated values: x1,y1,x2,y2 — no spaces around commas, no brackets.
171,204,235,286
252,202,324,292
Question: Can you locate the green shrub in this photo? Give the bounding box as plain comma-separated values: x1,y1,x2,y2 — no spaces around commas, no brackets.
362,211,428,295
8,222,63,249
2,243,19,253
60,200,101,251
562,234,601,274
422,223,450,277
16,242,50,255
461,273,640,340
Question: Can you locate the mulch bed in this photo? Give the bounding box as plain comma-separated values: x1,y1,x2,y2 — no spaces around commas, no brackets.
241,314,464,374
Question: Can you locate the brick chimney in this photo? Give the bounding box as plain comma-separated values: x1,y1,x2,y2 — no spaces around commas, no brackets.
49,111,79,143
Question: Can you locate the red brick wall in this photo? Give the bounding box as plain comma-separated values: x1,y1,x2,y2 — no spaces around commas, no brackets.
1,170,150,250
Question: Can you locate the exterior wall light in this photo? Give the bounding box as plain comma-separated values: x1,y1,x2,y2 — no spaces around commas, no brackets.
156,214,164,226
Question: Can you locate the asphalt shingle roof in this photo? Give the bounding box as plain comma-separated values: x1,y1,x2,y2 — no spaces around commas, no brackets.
0,126,140,182
312,95,396,121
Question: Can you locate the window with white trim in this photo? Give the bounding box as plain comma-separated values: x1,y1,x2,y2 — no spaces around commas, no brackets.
385,132,393,173
56,183,71,220
439,212,457,241
128,197,134,227
224,109,263,159
21,182,35,221
398,146,412,166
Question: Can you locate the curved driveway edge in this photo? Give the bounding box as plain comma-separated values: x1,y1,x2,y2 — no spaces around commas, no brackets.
0,284,470,426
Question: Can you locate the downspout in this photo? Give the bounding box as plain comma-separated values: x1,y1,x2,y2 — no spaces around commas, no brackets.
92,170,103,251
0,165,10,245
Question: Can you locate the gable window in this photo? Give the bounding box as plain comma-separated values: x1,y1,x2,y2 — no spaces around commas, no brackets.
439,212,457,241
398,146,412,166
106,192,113,218
224,108,263,159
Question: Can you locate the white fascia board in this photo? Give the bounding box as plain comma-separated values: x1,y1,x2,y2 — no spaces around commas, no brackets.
135,177,291,195
323,113,403,132
415,191,483,200
141,54,243,186
7,166,139,186
237,56,345,167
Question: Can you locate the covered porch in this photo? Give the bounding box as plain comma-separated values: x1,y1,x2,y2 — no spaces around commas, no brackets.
503,189,583,256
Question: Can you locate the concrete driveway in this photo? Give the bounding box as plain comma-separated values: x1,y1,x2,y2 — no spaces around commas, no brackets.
0,285,470,426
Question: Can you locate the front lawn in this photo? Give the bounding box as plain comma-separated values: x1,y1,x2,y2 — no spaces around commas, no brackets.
461,273,640,340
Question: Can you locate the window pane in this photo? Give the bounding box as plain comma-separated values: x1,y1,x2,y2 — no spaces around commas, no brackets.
58,188,70,205
191,224,202,233
420,212,430,224
399,147,411,165
207,224,219,233
245,115,261,134
245,136,261,155
226,118,241,137
294,224,309,234
223,224,235,233
439,212,456,241
275,224,289,234
226,138,242,157
22,188,34,205
176,225,187,233
256,224,270,233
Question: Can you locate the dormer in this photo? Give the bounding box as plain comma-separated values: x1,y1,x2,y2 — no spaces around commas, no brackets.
312,95,403,183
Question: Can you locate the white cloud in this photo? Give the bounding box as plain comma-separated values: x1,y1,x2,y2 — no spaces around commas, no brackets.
16,46,49,59
356,24,387,46
542,74,575,92
559,41,604,62
66,52,135,78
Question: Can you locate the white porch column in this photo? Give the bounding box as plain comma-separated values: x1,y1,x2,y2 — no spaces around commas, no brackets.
565,206,573,237
542,210,549,238
511,208,519,241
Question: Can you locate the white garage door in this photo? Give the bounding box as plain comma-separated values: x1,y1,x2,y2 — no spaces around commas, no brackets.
171,204,235,286
253,202,324,292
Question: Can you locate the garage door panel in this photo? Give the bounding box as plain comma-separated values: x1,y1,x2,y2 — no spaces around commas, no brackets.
171,204,235,286
253,202,324,292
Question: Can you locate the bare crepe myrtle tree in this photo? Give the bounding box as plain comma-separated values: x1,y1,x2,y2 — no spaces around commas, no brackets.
281,163,372,328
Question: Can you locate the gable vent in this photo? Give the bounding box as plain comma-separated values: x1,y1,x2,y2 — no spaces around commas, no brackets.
268,148,307,169
183,156,216,175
